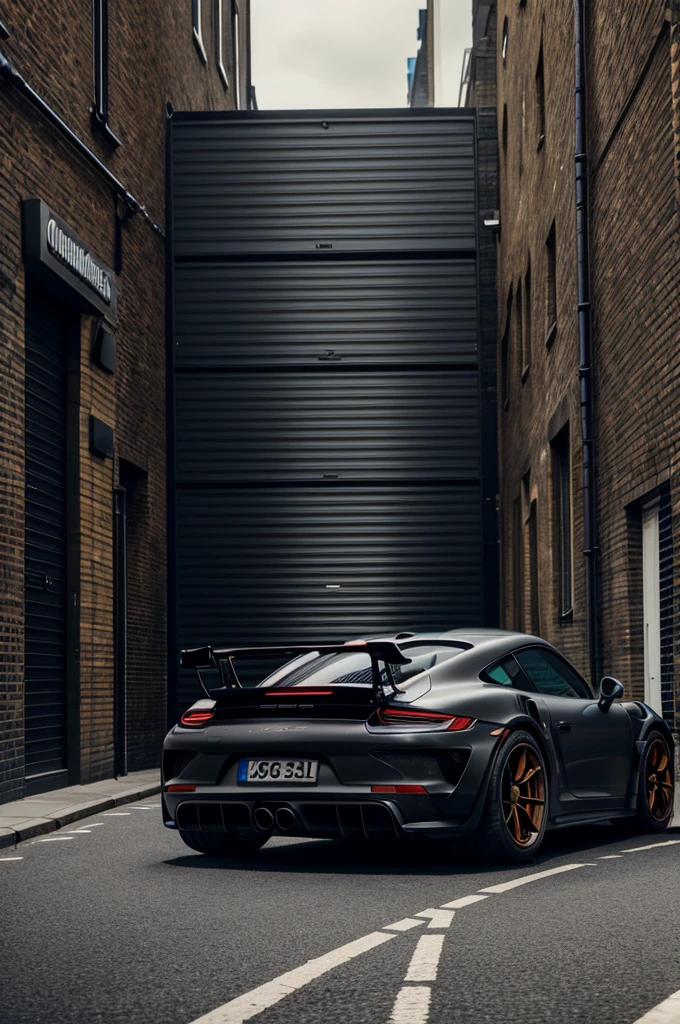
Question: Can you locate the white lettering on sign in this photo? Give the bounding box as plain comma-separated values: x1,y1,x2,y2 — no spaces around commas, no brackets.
46,218,112,304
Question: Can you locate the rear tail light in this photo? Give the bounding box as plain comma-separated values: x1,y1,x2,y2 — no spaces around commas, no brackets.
267,690,334,697
180,705,215,727
371,785,428,794
375,708,475,731
166,784,197,793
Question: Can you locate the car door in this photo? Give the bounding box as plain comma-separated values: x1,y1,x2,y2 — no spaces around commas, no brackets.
512,647,633,806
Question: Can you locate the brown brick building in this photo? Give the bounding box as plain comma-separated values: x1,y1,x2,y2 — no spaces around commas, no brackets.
0,0,251,803
471,0,679,750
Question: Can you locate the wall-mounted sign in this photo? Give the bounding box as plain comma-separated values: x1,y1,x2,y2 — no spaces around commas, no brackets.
22,198,117,324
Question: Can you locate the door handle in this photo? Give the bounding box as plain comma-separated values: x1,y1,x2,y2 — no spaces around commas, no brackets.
558,721,572,733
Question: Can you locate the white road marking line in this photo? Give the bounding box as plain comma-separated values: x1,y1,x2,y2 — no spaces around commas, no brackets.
631,988,680,1023
414,909,455,929
388,986,431,1024
186,932,396,1024
440,893,489,909
404,935,445,983
130,806,154,810
103,812,131,816
0,856,24,861
598,855,623,859
479,862,587,893
384,918,426,932
65,829,92,833
622,840,680,854
35,837,74,842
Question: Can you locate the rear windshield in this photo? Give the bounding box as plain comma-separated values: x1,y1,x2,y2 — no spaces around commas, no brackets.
259,643,465,689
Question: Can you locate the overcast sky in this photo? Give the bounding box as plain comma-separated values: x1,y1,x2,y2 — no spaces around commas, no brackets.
251,0,473,109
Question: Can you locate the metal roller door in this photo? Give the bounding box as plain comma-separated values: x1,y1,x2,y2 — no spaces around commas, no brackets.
170,109,494,710
24,287,70,789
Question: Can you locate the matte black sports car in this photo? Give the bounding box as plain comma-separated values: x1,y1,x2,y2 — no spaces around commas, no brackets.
162,630,675,863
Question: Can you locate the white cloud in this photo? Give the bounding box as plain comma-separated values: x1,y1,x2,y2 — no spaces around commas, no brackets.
251,0,473,110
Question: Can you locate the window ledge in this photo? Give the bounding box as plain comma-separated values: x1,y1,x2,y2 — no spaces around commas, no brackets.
537,133,545,153
558,606,573,623
545,321,557,348
193,29,208,64
521,364,531,383
503,397,509,413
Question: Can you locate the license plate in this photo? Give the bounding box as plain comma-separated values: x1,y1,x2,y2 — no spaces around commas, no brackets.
238,758,319,784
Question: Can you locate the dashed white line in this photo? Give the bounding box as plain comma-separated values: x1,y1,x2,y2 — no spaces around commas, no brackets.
631,988,680,1023
66,829,92,833
186,932,396,1024
622,840,680,854
35,836,74,842
384,918,426,932
598,855,623,859
404,935,445,983
0,856,23,861
414,909,455,929
441,894,489,909
388,986,431,1024
103,812,131,816
479,863,587,893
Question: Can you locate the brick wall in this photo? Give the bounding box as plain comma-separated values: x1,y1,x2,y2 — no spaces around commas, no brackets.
0,0,249,801
496,0,679,741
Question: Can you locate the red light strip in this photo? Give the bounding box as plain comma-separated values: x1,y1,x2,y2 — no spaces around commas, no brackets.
166,784,196,792
268,690,334,697
371,785,428,794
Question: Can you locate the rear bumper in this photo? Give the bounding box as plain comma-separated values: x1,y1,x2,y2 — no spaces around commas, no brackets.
163,788,485,840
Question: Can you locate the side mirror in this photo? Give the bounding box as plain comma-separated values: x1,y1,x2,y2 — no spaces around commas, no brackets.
598,676,625,713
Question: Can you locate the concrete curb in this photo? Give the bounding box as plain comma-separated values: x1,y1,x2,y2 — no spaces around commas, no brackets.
0,780,161,850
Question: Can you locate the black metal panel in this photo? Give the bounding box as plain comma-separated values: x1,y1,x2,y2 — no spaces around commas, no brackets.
174,260,478,368
24,287,68,779
176,484,483,705
176,371,480,482
172,112,476,255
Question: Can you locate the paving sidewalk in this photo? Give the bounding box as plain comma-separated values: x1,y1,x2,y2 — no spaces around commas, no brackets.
0,769,161,849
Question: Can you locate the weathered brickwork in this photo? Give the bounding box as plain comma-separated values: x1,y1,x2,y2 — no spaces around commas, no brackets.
494,0,680,745
0,0,250,801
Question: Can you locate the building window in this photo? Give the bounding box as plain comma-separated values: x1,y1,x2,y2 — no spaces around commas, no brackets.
515,279,523,380
528,498,539,634
215,0,229,89
502,104,508,155
512,496,523,630
522,258,532,378
232,1,241,109
545,221,557,345
92,0,119,147
502,17,509,65
551,424,572,617
536,43,546,150
501,288,512,409
193,0,207,63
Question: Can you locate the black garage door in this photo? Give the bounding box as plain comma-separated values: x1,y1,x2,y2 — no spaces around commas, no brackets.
170,109,495,710
24,287,70,789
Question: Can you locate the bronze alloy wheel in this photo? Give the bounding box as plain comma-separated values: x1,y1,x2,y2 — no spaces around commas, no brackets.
501,743,546,847
646,737,674,821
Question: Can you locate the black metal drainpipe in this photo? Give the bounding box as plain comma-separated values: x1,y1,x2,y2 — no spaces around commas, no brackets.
0,46,164,239
574,0,601,687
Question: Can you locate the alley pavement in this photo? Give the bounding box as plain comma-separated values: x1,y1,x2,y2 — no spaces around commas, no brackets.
2,804,680,1024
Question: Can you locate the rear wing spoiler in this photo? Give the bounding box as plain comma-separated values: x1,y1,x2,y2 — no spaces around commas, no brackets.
180,640,412,705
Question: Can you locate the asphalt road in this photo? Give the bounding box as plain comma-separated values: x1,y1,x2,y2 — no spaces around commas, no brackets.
1,807,679,1024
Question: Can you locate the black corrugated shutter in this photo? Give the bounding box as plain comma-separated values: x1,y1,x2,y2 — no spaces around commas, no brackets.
170,111,488,709
24,288,69,785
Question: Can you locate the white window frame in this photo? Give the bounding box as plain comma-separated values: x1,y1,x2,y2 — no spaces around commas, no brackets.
215,0,229,90
642,500,662,715
232,0,241,110
193,0,207,63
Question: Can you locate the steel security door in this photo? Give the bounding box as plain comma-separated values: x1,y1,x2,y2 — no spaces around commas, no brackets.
24,287,70,789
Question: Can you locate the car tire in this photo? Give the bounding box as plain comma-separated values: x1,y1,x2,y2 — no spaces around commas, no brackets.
179,830,270,857
471,729,549,864
613,730,674,834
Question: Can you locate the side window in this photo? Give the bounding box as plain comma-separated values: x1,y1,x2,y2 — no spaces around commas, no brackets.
482,657,534,691
514,648,589,699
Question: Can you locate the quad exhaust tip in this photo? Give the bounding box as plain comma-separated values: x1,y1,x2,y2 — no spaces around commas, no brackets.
276,807,296,831
253,806,275,831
